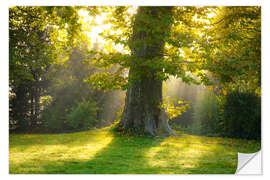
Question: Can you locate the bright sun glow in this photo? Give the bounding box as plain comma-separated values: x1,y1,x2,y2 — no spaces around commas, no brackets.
192,9,217,25
78,9,129,54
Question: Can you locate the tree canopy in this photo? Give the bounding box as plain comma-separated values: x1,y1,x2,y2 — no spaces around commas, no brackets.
85,6,260,93
9,6,82,129
9,6,261,135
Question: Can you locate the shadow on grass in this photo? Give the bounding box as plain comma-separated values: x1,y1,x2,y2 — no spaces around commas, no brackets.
139,135,239,174
39,135,166,174
10,130,261,174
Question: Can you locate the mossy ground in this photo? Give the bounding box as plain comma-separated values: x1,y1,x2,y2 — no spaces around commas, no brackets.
9,127,260,174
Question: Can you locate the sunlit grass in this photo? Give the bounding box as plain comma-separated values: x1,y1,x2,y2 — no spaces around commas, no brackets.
9,128,113,173
9,128,260,174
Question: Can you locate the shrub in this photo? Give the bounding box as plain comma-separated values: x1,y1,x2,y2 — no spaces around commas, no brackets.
220,89,261,140
41,100,98,132
66,100,98,130
41,106,67,132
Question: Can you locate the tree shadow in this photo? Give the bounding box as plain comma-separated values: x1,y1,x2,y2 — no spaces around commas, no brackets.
39,134,166,174
10,130,260,174
144,135,260,174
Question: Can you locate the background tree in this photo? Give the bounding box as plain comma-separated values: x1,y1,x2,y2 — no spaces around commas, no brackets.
201,6,261,94
41,38,124,132
9,6,81,130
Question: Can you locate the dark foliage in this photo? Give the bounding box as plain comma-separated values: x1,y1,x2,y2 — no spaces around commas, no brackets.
220,89,261,140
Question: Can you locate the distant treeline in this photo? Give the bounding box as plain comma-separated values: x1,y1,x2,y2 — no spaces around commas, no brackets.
9,39,124,133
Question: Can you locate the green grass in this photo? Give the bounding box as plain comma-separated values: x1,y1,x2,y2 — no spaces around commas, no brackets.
9,127,260,174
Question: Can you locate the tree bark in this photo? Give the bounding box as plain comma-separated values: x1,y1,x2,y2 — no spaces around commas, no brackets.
120,7,175,136
33,86,40,127
30,87,34,127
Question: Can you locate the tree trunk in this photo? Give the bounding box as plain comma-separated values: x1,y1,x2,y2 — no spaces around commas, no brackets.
120,7,175,136
33,86,40,127
30,87,34,127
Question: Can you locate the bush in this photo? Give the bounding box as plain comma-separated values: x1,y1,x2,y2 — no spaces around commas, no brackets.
41,100,98,133
66,100,98,130
41,106,67,132
220,89,261,140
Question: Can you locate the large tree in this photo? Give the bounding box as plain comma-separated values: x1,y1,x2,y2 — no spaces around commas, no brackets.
121,7,175,136
87,6,260,136
87,7,212,135
9,6,260,135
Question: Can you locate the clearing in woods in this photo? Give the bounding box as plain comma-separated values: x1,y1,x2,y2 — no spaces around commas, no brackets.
9,128,260,174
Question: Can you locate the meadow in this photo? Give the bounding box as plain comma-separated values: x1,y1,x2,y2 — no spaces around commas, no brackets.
9,128,260,174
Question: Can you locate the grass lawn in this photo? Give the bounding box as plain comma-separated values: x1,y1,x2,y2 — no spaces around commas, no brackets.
9,128,260,174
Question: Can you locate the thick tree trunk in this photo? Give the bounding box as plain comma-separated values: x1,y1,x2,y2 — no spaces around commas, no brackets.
120,7,175,136
121,72,175,136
